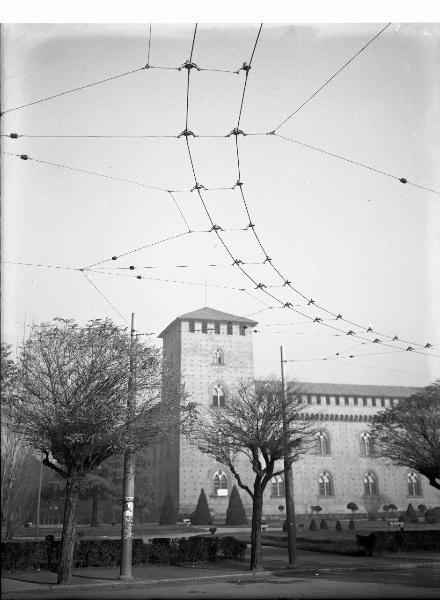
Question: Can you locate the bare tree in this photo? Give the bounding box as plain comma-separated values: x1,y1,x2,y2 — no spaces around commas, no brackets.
10,318,191,584
1,344,39,541
191,378,314,570
370,381,440,490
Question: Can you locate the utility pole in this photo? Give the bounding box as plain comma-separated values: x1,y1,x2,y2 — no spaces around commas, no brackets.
119,313,137,580
34,455,43,539
280,345,297,567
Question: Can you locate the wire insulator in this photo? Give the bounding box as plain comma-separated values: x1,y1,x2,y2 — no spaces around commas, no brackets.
264,256,272,263
284,302,293,308
308,299,315,305
399,178,408,184
314,317,322,322
367,326,373,332
373,338,381,343
9,133,19,139
178,60,201,71
406,346,414,351
247,222,256,229
227,128,246,137
191,183,207,191
20,154,29,160
177,129,197,138
392,335,399,341
210,224,224,232
336,314,343,319
284,280,291,286
236,62,251,73
111,256,118,261
255,283,266,289
425,343,432,348
234,180,244,188
129,266,135,270
233,259,243,265
347,330,355,336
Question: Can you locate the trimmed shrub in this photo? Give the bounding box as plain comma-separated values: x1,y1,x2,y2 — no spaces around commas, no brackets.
320,518,328,529
159,493,177,525
417,504,427,514
398,513,410,523
309,519,317,531
348,518,355,530
190,489,212,525
356,530,440,555
425,507,440,524
406,503,418,523
347,502,358,513
225,485,248,526
335,520,342,532
219,536,247,561
1,535,248,571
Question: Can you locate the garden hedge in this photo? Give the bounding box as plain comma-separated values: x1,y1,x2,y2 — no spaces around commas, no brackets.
355,530,440,556
1,535,247,571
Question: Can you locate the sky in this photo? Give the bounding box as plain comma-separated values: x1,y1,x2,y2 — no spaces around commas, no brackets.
1,20,440,387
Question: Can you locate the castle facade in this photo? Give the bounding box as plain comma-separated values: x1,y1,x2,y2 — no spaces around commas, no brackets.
157,307,439,519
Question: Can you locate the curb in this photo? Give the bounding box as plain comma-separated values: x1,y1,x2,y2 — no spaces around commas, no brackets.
2,561,439,598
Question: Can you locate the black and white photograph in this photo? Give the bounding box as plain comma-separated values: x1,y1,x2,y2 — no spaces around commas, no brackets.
1,5,439,599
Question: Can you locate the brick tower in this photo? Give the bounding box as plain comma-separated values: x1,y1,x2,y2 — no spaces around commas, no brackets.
157,306,257,517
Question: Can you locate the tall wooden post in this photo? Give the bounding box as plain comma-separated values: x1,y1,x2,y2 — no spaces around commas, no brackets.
280,345,297,566
34,456,43,539
119,313,137,580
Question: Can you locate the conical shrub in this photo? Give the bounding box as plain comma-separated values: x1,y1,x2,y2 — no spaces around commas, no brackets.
335,520,342,532
320,518,328,529
190,488,212,525
406,503,418,523
309,519,317,531
348,518,355,530
159,492,177,525
225,485,248,526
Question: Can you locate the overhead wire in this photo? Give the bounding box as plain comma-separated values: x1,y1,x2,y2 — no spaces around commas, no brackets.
178,25,393,351
168,191,192,231
272,23,392,132
81,271,128,324
5,26,437,357
147,24,152,66
273,134,440,196
180,24,438,357
1,151,177,193
0,67,146,116
84,231,192,269
225,40,438,350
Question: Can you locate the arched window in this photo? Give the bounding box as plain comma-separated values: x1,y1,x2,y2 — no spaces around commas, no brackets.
212,385,225,407
360,432,372,456
318,471,334,497
213,470,228,496
407,472,422,497
315,430,331,455
363,471,378,496
213,349,223,365
271,475,285,497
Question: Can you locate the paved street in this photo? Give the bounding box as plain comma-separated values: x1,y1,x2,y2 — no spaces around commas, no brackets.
2,567,439,599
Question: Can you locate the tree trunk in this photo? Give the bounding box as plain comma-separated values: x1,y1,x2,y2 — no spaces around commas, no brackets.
90,494,98,528
57,473,81,585
249,490,264,570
